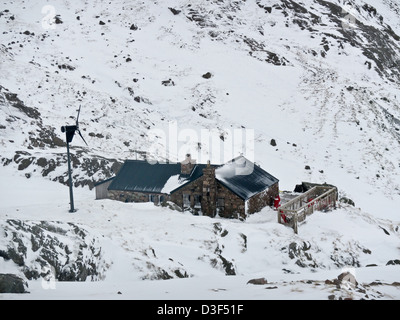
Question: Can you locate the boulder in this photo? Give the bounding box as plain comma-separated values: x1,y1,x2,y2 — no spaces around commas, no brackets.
0,274,28,293
168,7,181,15
339,197,355,206
54,15,63,24
337,271,358,287
161,79,175,86
247,278,268,285
386,259,400,266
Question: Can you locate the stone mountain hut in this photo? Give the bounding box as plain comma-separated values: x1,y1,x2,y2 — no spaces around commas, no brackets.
95,154,279,219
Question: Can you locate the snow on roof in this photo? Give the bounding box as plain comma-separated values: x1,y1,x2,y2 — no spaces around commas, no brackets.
161,174,186,194
215,156,279,200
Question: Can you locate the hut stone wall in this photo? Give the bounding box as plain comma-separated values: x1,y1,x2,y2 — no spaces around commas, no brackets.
247,183,279,214
108,190,166,204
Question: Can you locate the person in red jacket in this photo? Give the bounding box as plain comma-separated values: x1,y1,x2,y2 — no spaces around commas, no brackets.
274,195,281,210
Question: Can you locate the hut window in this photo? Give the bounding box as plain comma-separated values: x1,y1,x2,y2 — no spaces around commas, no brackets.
183,193,191,208
217,198,225,208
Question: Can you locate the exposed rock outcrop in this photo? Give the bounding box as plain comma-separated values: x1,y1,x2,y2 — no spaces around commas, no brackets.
0,274,28,293
0,220,109,282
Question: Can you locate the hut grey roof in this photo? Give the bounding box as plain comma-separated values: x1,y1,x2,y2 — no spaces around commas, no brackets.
107,160,212,194
106,157,278,199
215,156,279,200
107,160,181,193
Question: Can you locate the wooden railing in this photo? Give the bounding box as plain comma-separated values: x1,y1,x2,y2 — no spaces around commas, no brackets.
278,186,337,234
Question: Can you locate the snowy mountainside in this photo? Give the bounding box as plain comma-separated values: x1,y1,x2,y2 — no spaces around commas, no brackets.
0,0,400,299
0,0,399,217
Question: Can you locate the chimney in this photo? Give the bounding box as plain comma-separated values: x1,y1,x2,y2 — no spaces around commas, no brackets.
181,153,196,174
202,160,216,217
202,160,215,182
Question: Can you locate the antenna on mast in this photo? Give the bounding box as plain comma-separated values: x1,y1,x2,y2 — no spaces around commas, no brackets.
61,105,88,213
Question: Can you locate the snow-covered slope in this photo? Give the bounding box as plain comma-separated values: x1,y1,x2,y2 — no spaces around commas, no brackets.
1,0,399,299
1,169,399,299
